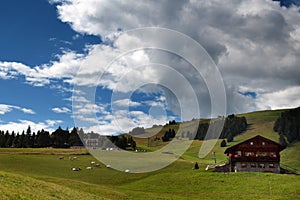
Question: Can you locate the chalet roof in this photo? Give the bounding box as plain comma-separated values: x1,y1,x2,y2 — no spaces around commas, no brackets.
224,135,286,154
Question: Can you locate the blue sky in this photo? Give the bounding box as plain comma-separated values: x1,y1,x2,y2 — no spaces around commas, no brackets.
0,0,300,134
0,0,100,65
0,0,101,132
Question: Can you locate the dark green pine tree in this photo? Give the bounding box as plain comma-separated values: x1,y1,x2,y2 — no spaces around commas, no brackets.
24,126,32,148
115,135,127,149
36,129,51,147
170,129,176,138
12,133,20,148
0,131,5,147
18,131,26,148
30,132,36,147
5,131,15,147
279,134,288,147
78,128,84,138
4,131,9,147
52,126,70,148
162,130,170,142
273,107,300,144
220,139,227,147
26,126,31,135
69,127,83,146
227,133,234,142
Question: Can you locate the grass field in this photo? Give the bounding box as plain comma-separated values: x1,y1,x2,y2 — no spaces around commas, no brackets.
0,109,299,199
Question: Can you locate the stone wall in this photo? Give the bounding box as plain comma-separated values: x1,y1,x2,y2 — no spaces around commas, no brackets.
235,162,280,173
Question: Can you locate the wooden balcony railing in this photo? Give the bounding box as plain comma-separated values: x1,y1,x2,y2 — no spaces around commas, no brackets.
230,156,280,163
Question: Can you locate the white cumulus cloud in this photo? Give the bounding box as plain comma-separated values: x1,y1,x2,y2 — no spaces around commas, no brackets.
0,0,300,132
0,119,63,133
52,107,71,113
0,104,35,115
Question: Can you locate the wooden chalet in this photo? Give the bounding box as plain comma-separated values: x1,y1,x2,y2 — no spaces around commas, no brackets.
224,135,286,173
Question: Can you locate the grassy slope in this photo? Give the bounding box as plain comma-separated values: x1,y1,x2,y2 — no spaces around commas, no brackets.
0,154,299,200
0,171,102,200
0,109,299,199
120,171,300,200
0,152,299,200
0,148,88,155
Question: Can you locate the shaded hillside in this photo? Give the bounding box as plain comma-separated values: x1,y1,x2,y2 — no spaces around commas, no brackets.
132,115,247,149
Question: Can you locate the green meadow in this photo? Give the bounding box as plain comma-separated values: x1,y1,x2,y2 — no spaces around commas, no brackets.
0,109,299,199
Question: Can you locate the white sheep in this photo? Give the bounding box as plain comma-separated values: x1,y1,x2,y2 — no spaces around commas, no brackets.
70,156,78,161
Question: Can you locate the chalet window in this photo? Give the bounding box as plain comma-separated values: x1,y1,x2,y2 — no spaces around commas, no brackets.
245,152,254,157
269,164,275,168
250,163,256,168
262,152,267,157
250,142,254,145
234,151,242,157
258,163,265,168
262,142,266,145
269,152,277,158
257,152,268,157
241,163,247,168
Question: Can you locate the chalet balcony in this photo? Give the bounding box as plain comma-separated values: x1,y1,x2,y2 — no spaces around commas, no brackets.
230,156,280,163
